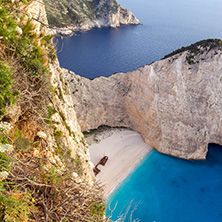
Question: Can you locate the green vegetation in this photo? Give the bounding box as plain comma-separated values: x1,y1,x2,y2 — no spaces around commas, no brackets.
59,71,69,94
58,111,73,135
48,105,56,117
0,150,12,172
163,39,222,64
43,0,119,28
41,166,63,186
53,127,84,175
54,129,63,144
43,0,93,27
0,183,34,222
0,1,106,221
43,105,57,124
0,0,56,120
0,122,34,221
57,86,65,102
90,202,106,221
0,62,17,117
0,4,53,74
14,138,30,150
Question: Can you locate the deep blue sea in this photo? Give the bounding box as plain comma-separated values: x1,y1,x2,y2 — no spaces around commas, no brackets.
55,0,222,78
107,145,222,222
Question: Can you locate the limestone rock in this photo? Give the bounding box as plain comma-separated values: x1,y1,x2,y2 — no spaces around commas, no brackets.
43,0,139,35
25,0,48,34
64,40,222,160
50,60,95,184
92,0,139,28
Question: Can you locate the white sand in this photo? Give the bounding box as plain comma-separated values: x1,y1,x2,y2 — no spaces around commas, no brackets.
87,128,152,196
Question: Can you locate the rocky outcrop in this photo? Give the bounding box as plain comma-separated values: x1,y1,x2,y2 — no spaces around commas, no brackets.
12,0,95,184
43,0,139,35
92,0,139,28
49,60,95,184
25,0,48,34
34,1,95,183
64,40,222,160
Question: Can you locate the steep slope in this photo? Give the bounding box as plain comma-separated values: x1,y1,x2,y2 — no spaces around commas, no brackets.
43,0,139,34
0,1,104,221
64,39,222,160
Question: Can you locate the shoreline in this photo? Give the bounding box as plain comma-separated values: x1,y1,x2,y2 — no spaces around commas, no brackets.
86,128,152,196
49,23,140,36
106,149,152,197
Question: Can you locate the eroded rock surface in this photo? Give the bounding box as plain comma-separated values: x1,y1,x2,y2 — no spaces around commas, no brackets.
64,40,222,160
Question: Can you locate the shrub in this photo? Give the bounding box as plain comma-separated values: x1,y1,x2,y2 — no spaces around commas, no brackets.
0,62,17,116
163,39,222,60
14,138,30,150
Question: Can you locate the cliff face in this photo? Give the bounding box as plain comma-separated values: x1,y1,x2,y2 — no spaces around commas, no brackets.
22,0,95,185
43,0,139,34
25,0,48,34
64,40,222,160
49,61,95,183
1,1,105,220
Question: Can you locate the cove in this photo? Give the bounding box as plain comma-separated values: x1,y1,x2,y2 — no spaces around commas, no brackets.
55,0,222,78
107,144,222,222
53,0,222,221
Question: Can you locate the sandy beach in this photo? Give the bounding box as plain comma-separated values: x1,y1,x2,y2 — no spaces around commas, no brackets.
86,128,152,196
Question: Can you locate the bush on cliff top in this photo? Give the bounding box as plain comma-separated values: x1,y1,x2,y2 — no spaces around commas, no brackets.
0,62,17,116
163,39,222,60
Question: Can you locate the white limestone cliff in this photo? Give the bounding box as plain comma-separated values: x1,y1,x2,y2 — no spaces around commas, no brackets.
64,41,222,160
92,2,139,28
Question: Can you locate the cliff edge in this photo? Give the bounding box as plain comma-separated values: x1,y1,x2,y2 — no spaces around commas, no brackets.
65,39,222,160
0,1,105,220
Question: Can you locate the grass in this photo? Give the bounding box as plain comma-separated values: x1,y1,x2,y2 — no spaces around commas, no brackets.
90,202,106,221
0,183,34,222
0,125,34,221
54,129,62,145
43,0,84,27
0,62,17,117
0,0,55,120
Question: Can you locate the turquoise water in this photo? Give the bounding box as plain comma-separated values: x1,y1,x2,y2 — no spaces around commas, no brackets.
55,0,222,78
107,144,222,222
